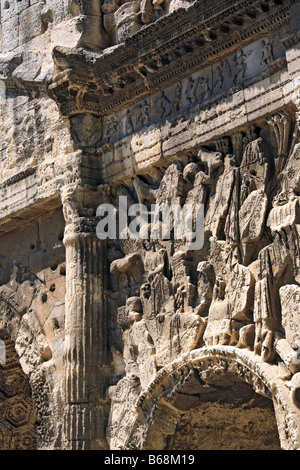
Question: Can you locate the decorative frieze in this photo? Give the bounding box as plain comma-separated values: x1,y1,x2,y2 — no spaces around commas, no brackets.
48,0,292,118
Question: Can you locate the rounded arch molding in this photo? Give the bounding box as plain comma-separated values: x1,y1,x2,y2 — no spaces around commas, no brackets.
123,346,300,451
0,287,54,449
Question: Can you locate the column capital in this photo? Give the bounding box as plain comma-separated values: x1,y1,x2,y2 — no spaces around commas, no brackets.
61,184,112,245
63,218,100,246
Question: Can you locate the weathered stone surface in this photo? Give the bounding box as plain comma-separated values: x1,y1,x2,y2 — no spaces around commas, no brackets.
0,0,300,453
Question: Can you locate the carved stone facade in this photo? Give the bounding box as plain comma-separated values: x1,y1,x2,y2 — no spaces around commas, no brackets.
0,0,300,451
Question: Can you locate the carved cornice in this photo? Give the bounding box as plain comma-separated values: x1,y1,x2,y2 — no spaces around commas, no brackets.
282,31,300,49
0,167,37,190
1,76,46,95
48,0,293,117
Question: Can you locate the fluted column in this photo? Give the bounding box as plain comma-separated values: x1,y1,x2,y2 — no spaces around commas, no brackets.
62,189,111,450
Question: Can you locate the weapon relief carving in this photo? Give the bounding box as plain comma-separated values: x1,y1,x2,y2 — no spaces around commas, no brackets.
105,102,299,414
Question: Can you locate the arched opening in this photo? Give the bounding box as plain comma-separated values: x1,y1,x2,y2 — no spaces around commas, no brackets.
164,373,280,450
124,347,299,450
0,332,38,450
141,368,281,451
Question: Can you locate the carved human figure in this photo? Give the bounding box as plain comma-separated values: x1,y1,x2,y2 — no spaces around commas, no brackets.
203,279,233,346
105,116,119,142
172,250,195,314
139,248,172,318
213,59,231,90
196,76,212,102
125,109,135,134
156,91,171,118
185,77,197,105
195,261,215,316
261,39,274,66
233,49,251,85
167,82,182,116
135,100,151,128
214,65,225,89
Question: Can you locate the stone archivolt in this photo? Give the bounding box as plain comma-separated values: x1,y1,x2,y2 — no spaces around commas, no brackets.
0,0,300,451
117,346,300,450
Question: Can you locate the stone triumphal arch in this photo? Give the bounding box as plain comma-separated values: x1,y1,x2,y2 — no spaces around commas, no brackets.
0,0,300,450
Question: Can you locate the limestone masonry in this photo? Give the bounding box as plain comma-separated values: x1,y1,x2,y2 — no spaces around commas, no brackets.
0,0,300,450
